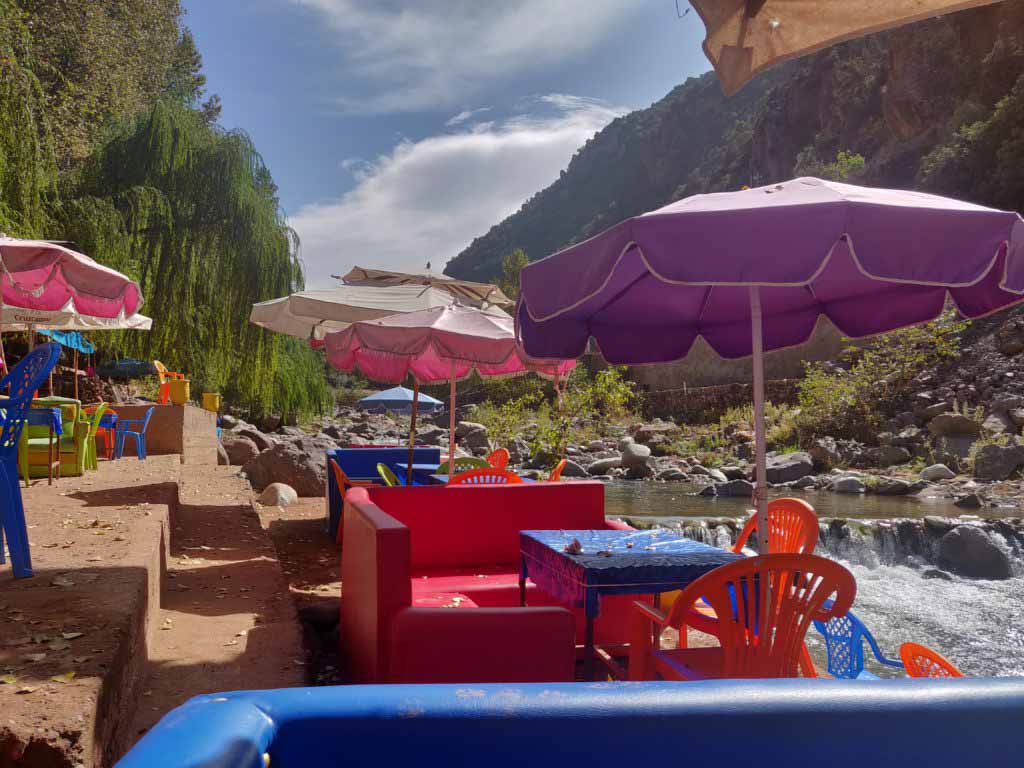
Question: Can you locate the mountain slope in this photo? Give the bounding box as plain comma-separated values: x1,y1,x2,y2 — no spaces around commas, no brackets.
446,2,1024,282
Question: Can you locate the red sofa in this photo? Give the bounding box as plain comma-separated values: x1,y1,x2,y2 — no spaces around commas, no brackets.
341,481,637,684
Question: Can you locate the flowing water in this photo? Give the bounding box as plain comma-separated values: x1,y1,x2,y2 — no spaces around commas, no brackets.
603,481,1024,676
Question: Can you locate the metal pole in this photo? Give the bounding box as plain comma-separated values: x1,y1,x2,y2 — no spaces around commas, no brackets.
73,349,79,401
448,362,457,472
407,379,419,486
749,287,769,553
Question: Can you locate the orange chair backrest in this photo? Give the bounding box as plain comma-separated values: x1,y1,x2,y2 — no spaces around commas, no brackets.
448,467,523,485
153,360,168,384
549,459,567,482
486,448,510,470
669,553,855,679
900,642,964,678
733,498,819,555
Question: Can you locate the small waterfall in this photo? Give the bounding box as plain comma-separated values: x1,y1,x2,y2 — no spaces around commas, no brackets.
635,515,1024,578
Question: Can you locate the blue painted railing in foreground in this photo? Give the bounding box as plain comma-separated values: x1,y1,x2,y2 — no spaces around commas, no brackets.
117,678,1024,768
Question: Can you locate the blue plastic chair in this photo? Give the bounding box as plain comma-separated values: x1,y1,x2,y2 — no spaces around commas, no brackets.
813,607,904,679
114,406,156,460
0,343,62,579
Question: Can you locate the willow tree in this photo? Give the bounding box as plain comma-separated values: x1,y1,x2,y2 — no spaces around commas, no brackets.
54,101,328,418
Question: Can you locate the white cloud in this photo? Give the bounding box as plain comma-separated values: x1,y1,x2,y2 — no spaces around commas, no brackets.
289,95,623,287
446,107,492,128
289,0,653,113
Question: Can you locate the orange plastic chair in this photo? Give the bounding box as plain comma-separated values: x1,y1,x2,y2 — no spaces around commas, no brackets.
153,360,185,405
683,498,820,674
486,447,510,470
900,642,964,678
629,553,856,681
448,467,523,485
329,458,377,542
732,497,819,555
549,458,567,482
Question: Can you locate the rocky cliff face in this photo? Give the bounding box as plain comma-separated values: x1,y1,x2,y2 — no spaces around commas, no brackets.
446,2,1024,282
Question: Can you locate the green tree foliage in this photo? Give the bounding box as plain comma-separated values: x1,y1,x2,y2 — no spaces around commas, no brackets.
498,248,529,299
797,312,967,442
795,150,865,182
165,28,222,124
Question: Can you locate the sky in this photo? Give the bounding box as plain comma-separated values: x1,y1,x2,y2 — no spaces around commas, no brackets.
181,1,710,288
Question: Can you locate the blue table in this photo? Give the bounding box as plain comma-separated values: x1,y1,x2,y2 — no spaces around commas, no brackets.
519,529,742,679
393,462,442,485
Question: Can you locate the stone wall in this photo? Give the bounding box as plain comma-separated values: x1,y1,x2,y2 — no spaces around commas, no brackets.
644,380,800,423
112,404,218,465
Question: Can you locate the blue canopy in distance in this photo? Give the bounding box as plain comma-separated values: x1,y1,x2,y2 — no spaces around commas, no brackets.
357,386,443,415
39,329,96,354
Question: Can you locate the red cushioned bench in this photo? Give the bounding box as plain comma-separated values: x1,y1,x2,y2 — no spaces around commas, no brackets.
341,481,640,683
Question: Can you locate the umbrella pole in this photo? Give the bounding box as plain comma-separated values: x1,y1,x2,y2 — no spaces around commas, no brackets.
749,287,769,553
407,379,419,486
448,362,457,471
74,349,79,401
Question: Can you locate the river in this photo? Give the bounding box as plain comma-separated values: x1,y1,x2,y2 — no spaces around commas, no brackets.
603,481,1024,677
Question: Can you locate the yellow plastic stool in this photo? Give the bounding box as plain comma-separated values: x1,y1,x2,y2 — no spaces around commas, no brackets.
167,379,190,405
202,392,221,412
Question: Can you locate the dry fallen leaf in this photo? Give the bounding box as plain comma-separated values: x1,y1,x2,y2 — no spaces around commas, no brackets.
16,685,38,694
61,632,84,640
72,656,92,664
50,671,76,684
160,618,173,631
51,574,75,588
24,653,47,663
0,674,17,685
47,639,70,651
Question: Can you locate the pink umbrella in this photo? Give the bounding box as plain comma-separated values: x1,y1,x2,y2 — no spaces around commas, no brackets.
325,304,575,484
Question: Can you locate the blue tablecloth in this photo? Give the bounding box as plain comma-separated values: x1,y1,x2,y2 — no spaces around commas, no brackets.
520,529,743,618
99,413,118,430
26,407,63,435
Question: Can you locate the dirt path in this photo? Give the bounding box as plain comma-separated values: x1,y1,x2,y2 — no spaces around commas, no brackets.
126,465,305,743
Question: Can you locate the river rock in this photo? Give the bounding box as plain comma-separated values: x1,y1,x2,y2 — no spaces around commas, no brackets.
242,436,333,496
220,414,240,429
984,411,1017,435
587,456,622,475
625,461,655,480
657,468,687,482
415,425,448,446
867,445,912,467
586,440,607,452
321,423,346,441
938,525,1013,579
808,437,841,469
831,476,866,494
924,516,955,534
873,478,916,496
559,459,588,478
223,435,260,466
236,428,275,452
792,475,818,489
927,413,981,437
715,479,755,497
621,442,652,469
258,483,298,507
922,568,954,581
689,464,727,483
973,443,1024,481
276,425,306,438
920,463,956,482
720,465,746,481
995,315,1024,356
765,452,814,484
634,422,680,445
456,421,490,451
617,436,635,451
217,443,230,466
954,493,984,509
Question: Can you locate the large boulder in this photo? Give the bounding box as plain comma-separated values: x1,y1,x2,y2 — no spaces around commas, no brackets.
765,452,814,484
995,316,1024,356
625,462,655,480
620,442,652,469
715,479,755,497
416,425,448,446
587,456,622,475
872,478,921,496
867,445,911,468
920,463,955,482
217,443,230,466
938,526,1013,579
807,437,841,469
973,443,1024,481
927,413,981,438
456,421,490,451
222,435,260,466
257,483,298,507
831,476,866,494
242,436,334,496
559,459,588,478
236,428,275,452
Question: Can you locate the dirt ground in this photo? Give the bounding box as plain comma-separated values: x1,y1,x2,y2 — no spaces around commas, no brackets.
0,458,304,768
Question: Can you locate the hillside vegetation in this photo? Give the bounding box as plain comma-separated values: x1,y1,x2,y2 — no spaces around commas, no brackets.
0,0,328,419
446,2,1024,282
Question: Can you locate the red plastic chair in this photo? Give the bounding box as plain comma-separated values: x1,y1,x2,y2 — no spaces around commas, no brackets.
629,553,856,681
683,498,820,674
486,448,510,470
448,467,523,485
900,642,964,678
549,459,568,482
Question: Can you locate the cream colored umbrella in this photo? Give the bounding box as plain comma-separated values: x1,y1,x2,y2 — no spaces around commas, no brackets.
691,0,1003,96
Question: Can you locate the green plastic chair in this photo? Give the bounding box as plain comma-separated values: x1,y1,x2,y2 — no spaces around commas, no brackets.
377,462,401,487
436,456,489,475
83,403,108,471
18,397,89,480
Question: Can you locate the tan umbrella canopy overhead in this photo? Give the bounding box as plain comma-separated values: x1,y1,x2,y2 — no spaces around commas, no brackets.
337,266,514,309
691,0,1003,96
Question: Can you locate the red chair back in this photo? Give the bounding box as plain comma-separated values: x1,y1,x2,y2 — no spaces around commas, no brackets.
733,498,819,554
669,553,855,678
486,448,510,470
448,467,523,485
549,459,567,482
900,642,964,678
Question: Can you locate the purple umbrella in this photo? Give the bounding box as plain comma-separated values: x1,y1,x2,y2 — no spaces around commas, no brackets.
517,177,1024,550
